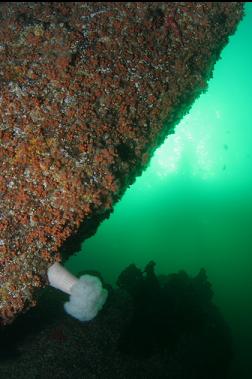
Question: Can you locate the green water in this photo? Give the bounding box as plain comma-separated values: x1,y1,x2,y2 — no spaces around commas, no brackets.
66,3,252,377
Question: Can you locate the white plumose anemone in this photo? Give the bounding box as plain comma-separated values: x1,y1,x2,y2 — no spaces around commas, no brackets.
48,262,108,321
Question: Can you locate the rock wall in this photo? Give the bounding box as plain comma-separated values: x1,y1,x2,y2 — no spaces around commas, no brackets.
0,2,244,324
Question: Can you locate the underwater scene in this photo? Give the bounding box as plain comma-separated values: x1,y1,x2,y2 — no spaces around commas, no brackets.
0,2,251,379
65,3,252,378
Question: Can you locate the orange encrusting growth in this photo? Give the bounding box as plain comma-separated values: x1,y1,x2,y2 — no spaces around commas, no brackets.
0,2,244,324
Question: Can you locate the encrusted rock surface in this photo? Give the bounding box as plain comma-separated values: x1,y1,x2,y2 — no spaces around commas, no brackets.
0,2,244,324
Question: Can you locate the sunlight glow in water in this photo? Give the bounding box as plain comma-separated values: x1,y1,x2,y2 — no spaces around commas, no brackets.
150,108,221,180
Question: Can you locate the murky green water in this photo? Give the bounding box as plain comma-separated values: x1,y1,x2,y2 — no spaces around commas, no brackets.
66,3,252,377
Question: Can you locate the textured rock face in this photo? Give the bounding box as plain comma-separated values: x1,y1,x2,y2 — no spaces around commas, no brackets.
0,2,244,324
